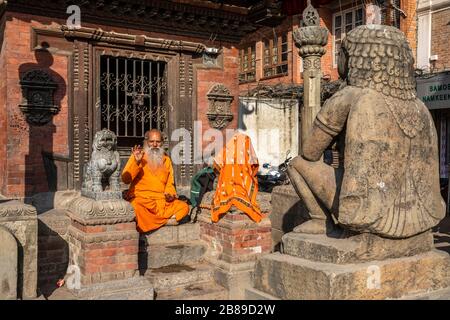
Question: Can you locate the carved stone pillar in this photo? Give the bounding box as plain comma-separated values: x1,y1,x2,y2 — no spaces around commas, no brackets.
64,196,154,299
0,200,38,299
293,1,328,148
71,40,90,190
198,192,272,299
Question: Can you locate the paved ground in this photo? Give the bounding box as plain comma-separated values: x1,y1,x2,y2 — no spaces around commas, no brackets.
35,216,450,300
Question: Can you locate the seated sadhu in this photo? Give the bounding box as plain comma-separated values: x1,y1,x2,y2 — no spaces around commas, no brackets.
121,129,189,232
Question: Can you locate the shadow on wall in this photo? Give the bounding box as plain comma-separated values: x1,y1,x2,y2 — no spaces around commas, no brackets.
18,41,66,203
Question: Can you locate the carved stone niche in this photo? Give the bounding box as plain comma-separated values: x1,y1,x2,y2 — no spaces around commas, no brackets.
19,70,59,126
206,84,234,130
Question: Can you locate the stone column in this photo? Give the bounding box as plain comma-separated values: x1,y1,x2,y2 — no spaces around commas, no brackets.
293,1,328,148
0,200,38,299
64,196,154,299
198,192,272,299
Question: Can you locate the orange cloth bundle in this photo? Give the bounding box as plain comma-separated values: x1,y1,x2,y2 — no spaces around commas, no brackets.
211,132,263,223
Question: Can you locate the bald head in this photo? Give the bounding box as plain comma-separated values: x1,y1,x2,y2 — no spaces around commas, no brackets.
144,129,162,149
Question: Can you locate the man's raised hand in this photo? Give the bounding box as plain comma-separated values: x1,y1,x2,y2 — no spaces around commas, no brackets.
132,145,144,163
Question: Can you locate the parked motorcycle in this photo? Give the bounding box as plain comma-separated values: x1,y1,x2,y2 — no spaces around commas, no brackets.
257,151,292,192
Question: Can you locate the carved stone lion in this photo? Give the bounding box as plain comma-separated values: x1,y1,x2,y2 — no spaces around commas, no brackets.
82,128,121,194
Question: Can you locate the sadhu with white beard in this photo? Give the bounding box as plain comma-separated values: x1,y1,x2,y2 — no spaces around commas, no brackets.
121,129,189,232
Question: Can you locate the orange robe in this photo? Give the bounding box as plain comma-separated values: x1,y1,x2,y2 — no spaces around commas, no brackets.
121,154,189,233
211,132,263,223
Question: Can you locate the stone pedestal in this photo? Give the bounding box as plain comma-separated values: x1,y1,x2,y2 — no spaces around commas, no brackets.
270,185,309,251
0,225,18,300
198,192,272,299
64,195,153,298
249,231,450,299
0,200,38,299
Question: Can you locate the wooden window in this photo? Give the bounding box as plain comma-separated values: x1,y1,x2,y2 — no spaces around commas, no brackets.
239,45,256,83
333,7,364,67
263,33,288,78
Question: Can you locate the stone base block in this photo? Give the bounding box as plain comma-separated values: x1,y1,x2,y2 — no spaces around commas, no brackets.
282,231,434,264
269,185,309,251
245,287,279,300
141,222,200,245
0,200,38,299
70,276,154,300
207,257,256,300
141,241,207,269
254,250,450,299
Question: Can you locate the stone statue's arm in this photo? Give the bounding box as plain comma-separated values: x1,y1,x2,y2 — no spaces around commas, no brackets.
121,154,142,184
302,123,335,161
302,86,355,161
164,157,177,196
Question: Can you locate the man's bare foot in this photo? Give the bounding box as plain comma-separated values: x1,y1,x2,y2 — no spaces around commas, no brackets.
293,219,327,234
56,279,65,287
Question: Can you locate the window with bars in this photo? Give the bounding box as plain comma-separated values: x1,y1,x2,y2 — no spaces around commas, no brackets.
99,56,167,149
333,7,364,67
239,45,256,83
263,34,288,78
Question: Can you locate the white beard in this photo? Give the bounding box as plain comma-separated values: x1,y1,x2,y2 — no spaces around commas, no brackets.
144,144,164,171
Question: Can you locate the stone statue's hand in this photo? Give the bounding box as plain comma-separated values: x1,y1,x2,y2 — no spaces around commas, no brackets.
132,145,144,163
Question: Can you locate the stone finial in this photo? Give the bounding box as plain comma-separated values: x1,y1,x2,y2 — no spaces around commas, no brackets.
293,0,328,58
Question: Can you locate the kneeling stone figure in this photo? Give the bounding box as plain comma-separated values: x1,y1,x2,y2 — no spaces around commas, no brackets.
287,25,446,238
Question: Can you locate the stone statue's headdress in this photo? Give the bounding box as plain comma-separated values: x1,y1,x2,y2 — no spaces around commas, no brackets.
341,25,416,100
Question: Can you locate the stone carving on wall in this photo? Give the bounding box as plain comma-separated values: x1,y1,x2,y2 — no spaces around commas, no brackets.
206,83,234,130
19,69,59,126
287,24,446,238
81,128,121,200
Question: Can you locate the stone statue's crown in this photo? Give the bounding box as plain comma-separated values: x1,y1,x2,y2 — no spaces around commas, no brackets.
342,25,416,100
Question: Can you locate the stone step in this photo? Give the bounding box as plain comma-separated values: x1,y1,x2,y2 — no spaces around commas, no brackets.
155,281,228,300
253,250,450,300
36,277,155,300
146,263,214,291
140,222,201,246
139,241,207,269
281,231,434,264
245,287,279,300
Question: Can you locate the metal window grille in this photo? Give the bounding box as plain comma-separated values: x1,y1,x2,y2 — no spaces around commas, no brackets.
100,56,168,148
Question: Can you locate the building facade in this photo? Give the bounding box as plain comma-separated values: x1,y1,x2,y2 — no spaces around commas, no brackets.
416,0,450,208
0,0,290,199
238,0,417,93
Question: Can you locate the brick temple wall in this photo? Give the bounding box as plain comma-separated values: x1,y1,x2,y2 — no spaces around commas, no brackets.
431,7,450,69
3,13,70,198
0,11,241,198
0,16,7,196
401,0,418,60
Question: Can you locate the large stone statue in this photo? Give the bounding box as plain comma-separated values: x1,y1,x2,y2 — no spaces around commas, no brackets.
82,128,121,198
287,24,446,238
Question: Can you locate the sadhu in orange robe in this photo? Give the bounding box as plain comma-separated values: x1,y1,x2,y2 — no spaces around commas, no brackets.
211,132,264,223
121,153,189,233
